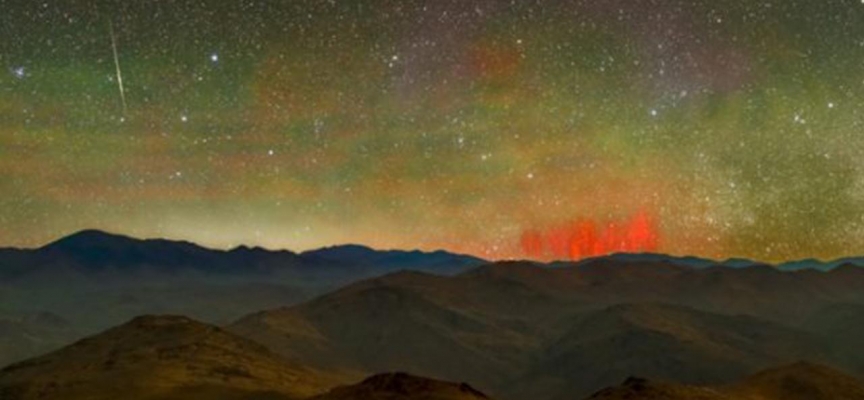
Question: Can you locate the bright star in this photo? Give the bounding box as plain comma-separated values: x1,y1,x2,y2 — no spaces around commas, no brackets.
12,67,26,79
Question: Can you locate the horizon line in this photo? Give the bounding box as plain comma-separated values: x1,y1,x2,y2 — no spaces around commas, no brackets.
2,228,861,267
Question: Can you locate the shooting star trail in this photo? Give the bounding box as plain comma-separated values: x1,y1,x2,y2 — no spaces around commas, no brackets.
109,20,127,115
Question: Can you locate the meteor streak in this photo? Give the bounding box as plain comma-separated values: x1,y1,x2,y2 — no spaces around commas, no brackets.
109,20,127,115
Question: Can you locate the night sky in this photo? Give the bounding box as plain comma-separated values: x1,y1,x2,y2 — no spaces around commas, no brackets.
2,0,864,262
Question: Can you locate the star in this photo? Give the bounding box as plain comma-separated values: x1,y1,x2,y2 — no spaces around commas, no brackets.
1,0,862,263
12,67,26,79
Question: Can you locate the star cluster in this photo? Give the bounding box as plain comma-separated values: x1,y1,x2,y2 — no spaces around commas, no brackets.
2,0,864,261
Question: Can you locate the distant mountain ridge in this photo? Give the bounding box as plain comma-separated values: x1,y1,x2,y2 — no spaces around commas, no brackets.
0,229,485,276
3,230,863,276
574,252,864,272
302,244,485,275
0,230,487,368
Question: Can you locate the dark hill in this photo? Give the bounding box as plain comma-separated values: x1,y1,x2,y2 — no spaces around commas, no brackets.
229,272,537,395
0,315,335,400
588,362,864,400
587,376,730,400
730,361,864,400
310,372,491,400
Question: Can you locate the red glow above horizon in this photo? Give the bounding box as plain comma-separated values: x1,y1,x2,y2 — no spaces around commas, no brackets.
520,210,660,260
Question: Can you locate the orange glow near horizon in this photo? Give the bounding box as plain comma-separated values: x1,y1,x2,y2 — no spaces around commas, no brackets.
520,210,660,260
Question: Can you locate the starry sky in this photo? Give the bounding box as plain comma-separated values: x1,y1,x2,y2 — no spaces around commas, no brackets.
2,0,864,262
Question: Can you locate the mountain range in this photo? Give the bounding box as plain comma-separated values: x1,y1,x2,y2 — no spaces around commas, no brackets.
0,230,485,366
228,261,864,399
3,231,864,399
1,229,485,278
577,252,864,272
0,314,495,400
2,314,863,400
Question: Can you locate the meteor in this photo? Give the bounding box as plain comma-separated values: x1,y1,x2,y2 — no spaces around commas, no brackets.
109,20,127,116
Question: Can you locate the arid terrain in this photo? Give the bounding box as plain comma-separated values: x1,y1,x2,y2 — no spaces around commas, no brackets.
3,232,864,399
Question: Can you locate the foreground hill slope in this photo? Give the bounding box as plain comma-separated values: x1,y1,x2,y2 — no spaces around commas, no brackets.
0,315,334,400
514,303,832,400
804,303,864,374
588,362,864,400
229,272,539,394
728,362,864,400
587,377,731,400
310,372,492,400
230,261,864,400
0,312,79,370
